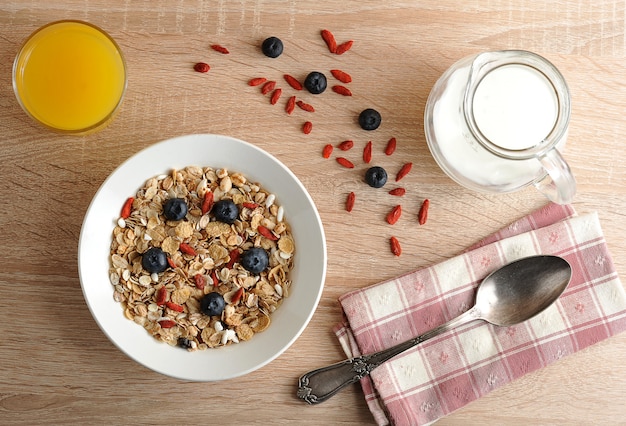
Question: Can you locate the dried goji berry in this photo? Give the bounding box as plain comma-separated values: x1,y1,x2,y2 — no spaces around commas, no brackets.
211,270,219,287
120,197,134,219
167,258,177,269
296,100,315,112
258,225,278,241
336,157,354,169
396,162,413,182
156,286,167,306
322,144,333,159
386,205,402,225
226,249,240,268
248,77,267,86
165,301,184,312
194,62,210,73
388,188,406,196
321,29,337,53
261,80,276,95
418,199,430,225
346,192,355,212
201,191,214,215
210,44,229,54
158,319,177,328
242,202,259,209
284,74,303,90
330,69,352,83
270,88,282,105
363,141,372,163
231,287,244,305
193,273,206,290
385,137,397,156
335,40,353,55
179,243,197,256
338,140,354,151
286,95,296,115
390,236,402,256
332,85,352,96
303,121,313,134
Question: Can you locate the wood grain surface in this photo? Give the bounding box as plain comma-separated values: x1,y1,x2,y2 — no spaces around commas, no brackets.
1,1,625,425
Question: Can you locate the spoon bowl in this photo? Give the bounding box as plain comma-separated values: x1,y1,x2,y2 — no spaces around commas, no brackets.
298,255,572,404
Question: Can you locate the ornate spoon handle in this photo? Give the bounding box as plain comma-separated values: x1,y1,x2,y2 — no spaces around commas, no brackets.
297,307,479,404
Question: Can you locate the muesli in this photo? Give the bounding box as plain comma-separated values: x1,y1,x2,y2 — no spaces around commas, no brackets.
108,166,295,350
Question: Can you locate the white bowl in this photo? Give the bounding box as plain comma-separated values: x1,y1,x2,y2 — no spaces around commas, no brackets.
78,134,327,381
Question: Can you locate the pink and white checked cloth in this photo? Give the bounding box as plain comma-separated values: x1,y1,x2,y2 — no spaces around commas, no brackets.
334,203,626,425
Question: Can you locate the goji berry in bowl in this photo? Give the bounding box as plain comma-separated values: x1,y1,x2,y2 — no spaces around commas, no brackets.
78,134,327,381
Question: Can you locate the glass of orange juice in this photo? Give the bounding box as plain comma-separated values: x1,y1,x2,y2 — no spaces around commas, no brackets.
13,20,127,134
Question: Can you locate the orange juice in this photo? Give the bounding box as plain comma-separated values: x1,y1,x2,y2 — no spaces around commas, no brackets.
13,21,126,133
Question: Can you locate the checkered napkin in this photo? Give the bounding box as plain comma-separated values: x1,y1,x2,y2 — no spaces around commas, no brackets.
334,203,626,426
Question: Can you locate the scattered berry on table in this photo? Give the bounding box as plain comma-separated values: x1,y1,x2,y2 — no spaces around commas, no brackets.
162,197,188,221
141,247,168,274
365,166,388,188
359,108,382,131
304,71,327,94
262,36,284,58
212,199,239,224
200,292,226,316
241,247,270,274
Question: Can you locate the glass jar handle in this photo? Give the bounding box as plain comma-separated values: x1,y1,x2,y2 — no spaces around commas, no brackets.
534,149,576,204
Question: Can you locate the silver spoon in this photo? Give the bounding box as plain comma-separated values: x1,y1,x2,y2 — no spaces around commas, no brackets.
297,255,572,404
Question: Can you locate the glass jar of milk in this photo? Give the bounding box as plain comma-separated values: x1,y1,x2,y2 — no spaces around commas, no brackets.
424,50,576,204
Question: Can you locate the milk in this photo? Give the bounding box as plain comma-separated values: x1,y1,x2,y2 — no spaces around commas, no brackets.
429,62,559,191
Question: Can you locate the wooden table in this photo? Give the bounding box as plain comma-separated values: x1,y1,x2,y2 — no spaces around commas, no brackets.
1,1,625,424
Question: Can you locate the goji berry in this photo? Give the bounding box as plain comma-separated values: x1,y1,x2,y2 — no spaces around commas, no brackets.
338,140,354,151
258,225,278,241
336,157,354,169
211,270,219,287
261,80,276,95
363,141,372,163
335,40,353,55
231,287,244,304
321,29,337,53
390,236,402,256
332,85,352,96
303,121,313,134
386,205,402,225
346,192,355,212
159,319,177,328
322,144,333,159
194,62,210,73
296,100,315,112
418,199,430,225
201,191,214,215
283,74,303,90
249,77,267,86
165,301,184,312
385,137,397,156
242,202,259,209
286,95,296,115
120,197,134,219
396,162,413,182
156,286,167,306
270,88,282,105
167,258,177,269
226,249,240,268
389,188,406,196
194,273,206,290
179,243,197,256
330,69,352,83
210,44,230,54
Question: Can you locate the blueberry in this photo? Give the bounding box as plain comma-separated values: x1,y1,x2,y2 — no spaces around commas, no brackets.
163,198,188,221
365,166,388,188
304,71,327,95
212,199,239,224
241,247,269,274
141,247,168,274
261,36,283,58
177,337,193,349
359,108,382,131
200,292,226,316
